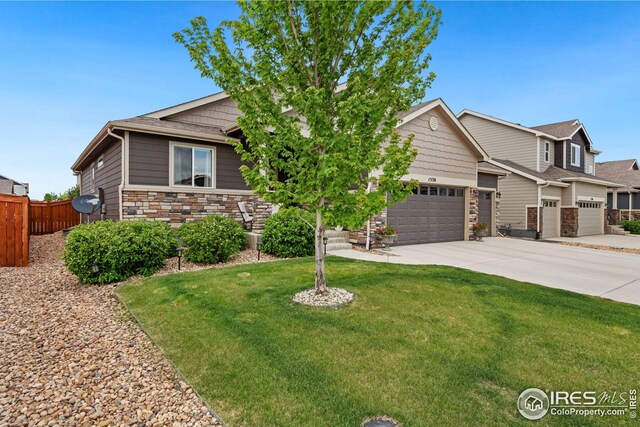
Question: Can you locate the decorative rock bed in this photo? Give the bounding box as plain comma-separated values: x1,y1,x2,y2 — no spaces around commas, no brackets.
362,415,402,427
292,287,355,308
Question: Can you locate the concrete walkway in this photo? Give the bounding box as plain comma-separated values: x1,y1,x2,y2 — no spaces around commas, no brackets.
549,234,640,250
330,237,640,306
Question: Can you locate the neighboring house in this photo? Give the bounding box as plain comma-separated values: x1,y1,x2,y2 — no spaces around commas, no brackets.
458,111,624,238
0,174,29,196
595,159,640,222
72,93,507,246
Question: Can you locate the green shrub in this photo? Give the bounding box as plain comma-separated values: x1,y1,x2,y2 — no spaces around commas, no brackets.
261,207,315,258
177,215,247,263
64,220,176,284
621,220,640,234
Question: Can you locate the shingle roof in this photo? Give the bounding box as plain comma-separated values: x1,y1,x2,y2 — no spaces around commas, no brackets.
594,159,640,189
492,158,621,187
530,119,581,139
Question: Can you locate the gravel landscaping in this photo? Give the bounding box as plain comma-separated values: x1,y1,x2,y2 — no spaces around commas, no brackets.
0,232,224,426
292,287,355,307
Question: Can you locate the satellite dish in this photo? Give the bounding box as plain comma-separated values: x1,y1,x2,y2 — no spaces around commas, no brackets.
71,195,102,214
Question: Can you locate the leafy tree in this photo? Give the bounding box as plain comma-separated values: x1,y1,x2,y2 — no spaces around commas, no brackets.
43,185,80,202
175,0,440,294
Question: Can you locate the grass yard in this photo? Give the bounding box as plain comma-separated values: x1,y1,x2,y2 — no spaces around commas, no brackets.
118,257,640,426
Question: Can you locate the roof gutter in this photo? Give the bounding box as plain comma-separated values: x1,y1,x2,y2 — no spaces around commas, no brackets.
107,128,125,221
559,177,625,188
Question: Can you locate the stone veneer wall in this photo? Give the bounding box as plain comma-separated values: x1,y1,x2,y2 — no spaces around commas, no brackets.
620,210,640,221
494,198,501,234
607,209,621,226
348,210,386,249
526,207,540,233
468,190,479,238
122,190,272,231
561,207,579,237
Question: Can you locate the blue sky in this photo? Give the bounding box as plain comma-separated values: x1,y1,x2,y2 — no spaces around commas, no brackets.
0,2,639,199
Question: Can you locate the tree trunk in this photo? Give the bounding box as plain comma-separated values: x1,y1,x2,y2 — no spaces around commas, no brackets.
315,208,328,295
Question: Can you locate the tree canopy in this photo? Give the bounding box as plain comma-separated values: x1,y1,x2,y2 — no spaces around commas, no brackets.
175,0,441,292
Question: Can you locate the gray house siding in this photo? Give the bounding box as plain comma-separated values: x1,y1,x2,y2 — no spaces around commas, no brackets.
459,114,538,171
495,173,537,229
396,108,478,183
565,131,587,173
554,142,564,168
128,132,249,190
477,172,498,189
166,97,241,129
80,137,122,221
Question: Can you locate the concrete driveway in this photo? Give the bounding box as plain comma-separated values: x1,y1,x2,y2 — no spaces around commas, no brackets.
549,234,640,249
331,237,640,306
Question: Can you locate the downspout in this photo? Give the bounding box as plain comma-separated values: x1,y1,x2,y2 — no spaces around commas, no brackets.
365,181,373,251
537,182,550,237
107,128,125,220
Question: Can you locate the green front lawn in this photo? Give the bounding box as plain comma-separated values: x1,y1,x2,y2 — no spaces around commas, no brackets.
118,258,640,426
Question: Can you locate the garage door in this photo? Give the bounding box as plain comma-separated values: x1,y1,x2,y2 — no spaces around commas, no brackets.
542,200,559,238
387,185,465,245
578,201,603,236
478,191,493,236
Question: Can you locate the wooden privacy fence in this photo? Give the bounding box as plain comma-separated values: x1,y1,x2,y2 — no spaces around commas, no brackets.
1,197,80,267
30,200,79,235
0,194,30,267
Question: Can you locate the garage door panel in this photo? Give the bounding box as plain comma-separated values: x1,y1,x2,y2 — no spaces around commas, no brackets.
578,202,603,236
542,200,559,239
387,187,465,245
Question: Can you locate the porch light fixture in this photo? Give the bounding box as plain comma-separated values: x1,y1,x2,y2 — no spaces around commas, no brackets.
176,247,184,271
257,240,262,261
323,236,328,255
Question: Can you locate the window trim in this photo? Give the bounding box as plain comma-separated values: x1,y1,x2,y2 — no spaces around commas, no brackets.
169,141,216,189
90,163,96,193
570,143,581,167
544,142,550,163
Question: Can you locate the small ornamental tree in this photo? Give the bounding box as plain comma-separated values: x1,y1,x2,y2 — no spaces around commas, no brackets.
175,0,440,294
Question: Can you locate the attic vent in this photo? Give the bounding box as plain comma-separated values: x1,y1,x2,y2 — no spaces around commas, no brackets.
429,116,438,131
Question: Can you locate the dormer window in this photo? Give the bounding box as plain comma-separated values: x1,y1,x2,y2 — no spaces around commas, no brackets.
570,143,581,167
544,142,550,163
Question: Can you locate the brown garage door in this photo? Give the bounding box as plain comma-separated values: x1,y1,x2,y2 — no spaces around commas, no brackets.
387,185,465,245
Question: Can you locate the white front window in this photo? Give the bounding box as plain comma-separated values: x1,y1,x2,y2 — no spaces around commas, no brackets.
171,143,215,188
570,143,581,167
544,142,550,163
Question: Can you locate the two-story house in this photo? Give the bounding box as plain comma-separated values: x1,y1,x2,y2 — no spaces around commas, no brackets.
458,111,624,238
